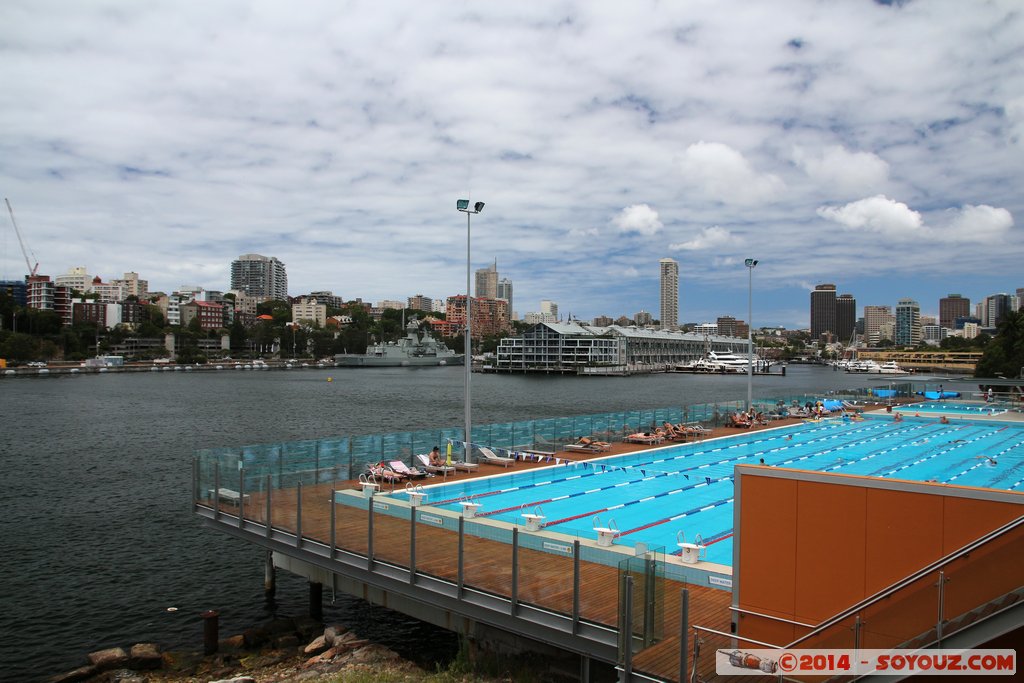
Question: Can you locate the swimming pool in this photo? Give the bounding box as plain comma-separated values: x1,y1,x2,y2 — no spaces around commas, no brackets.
388,415,1024,566
896,401,1009,416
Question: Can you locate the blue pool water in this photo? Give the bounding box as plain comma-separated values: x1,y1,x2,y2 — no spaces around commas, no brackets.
896,401,1009,416
389,415,1024,566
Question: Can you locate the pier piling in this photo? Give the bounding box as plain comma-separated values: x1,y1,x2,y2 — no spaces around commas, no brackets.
264,550,276,598
201,610,219,655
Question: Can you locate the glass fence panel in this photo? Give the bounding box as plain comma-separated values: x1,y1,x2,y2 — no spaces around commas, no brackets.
410,431,436,461
382,432,413,463
855,572,939,649
332,494,371,556
298,479,336,547
351,435,384,469
573,415,594,440
317,437,351,482
409,507,460,582
489,422,514,452
510,421,534,450
460,520,514,600
515,527,575,617
370,498,412,570
592,414,611,442
624,411,642,434
553,417,575,445
532,420,558,452
941,526,1024,639
439,428,466,459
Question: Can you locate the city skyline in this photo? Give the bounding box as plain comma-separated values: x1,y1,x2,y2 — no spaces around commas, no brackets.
2,2,1022,329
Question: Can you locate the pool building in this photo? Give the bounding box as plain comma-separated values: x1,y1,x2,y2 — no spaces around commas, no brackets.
194,395,1024,682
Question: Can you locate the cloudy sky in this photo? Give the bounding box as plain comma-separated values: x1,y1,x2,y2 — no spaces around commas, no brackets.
2,1,1022,328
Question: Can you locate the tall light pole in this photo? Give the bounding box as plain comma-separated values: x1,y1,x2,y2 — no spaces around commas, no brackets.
745,258,758,411
457,199,484,459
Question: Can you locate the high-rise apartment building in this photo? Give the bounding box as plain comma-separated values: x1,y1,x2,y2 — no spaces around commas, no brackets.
229,254,288,301
475,261,498,299
939,294,970,330
408,294,433,312
836,294,856,343
716,316,738,337
114,272,149,299
810,284,837,340
895,298,922,346
659,258,679,330
864,305,894,345
496,277,513,318
981,294,1012,328
55,266,92,293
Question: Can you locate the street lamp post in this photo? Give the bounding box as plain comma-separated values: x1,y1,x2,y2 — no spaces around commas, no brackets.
745,258,758,411
457,199,485,460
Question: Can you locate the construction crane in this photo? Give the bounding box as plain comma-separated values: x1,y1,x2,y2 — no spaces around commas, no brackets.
4,198,39,277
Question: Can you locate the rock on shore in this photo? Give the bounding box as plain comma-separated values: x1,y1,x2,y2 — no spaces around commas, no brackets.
47,618,425,683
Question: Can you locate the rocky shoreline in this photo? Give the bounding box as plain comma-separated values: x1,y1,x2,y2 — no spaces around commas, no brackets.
47,617,443,683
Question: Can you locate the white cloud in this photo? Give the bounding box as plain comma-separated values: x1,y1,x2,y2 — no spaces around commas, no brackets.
792,145,889,196
611,204,662,235
569,226,599,238
817,195,925,238
677,142,784,205
670,226,733,251
938,204,1014,243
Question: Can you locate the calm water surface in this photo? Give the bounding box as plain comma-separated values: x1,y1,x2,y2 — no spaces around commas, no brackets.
0,365,882,680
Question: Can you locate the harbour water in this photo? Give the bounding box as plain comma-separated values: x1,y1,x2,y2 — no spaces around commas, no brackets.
0,365,897,680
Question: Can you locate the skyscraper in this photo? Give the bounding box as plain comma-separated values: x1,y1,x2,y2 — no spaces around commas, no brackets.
864,305,897,344
496,277,513,318
982,293,1012,327
230,254,288,301
895,298,921,346
659,258,679,329
939,294,970,330
836,294,856,343
810,284,837,340
475,260,498,299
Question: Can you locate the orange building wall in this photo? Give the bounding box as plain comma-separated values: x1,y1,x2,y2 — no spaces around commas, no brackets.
734,468,1023,647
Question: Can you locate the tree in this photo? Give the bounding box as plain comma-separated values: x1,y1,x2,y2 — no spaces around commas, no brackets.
975,310,1024,379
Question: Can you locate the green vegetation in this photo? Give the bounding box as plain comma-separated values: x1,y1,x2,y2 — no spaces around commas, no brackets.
975,310,1024,379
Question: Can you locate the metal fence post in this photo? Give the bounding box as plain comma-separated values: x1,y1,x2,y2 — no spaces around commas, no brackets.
213,468,220,521
265,474,272,539
511,527,519,615
457,515,465,597
572,540,581,634
679,588,689,683
329,491,336,560
238,467,245,528
367,497,375,571
295,481,303,547
621,575,634,682
409,505,417,585
936,570,946,645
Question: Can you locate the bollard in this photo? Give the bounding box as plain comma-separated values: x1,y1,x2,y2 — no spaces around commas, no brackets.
201,610,219,655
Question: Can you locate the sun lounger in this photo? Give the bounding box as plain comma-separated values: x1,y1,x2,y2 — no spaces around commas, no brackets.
564,437,611,453
415,453,455,477
625,433,662,445
389,460,427,479
368,462,406,483
477,447,514,467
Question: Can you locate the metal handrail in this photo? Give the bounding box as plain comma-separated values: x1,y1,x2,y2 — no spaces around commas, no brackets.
729,606,815,628
787,513,1024,648
691,624,781,649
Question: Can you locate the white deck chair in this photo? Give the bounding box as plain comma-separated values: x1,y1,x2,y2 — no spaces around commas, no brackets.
478,447,514,467
415,453,455,477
